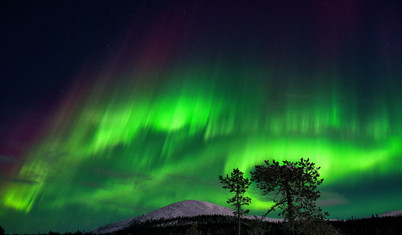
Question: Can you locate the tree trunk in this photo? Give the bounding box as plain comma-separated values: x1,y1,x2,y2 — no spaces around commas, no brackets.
285,182,295,235
238,215,241,235
237,193,241,235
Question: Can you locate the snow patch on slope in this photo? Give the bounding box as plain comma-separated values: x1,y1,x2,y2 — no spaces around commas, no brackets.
135,200,236,220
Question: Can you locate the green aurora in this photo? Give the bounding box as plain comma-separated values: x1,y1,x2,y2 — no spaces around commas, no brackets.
2,63,401,232
0,1,401,233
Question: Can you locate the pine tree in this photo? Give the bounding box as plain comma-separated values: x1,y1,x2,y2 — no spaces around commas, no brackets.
251,158,337,234
219,168,251,235
185,223,202,235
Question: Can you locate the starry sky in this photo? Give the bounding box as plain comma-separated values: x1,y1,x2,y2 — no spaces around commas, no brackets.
0,1,401,233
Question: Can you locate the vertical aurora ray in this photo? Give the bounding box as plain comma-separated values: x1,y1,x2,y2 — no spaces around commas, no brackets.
0,1,401,233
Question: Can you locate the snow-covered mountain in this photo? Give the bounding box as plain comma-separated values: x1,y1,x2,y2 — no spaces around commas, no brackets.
379,210,402,217
92,200,281,234
92,200,402,234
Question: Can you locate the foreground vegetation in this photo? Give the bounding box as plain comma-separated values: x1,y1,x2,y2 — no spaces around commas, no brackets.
2,215,402,235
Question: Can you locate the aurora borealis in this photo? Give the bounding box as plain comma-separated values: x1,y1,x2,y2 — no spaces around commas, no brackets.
1,1,401,233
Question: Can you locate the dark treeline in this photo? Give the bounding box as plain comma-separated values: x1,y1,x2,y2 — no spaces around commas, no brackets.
116,215,402,235
331,215,402,235
3,215,400,235
115,214,281,235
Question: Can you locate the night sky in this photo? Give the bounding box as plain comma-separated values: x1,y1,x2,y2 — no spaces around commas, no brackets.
1,1,401,233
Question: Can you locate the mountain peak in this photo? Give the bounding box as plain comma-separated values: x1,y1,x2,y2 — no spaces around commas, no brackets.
92,200,236,234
